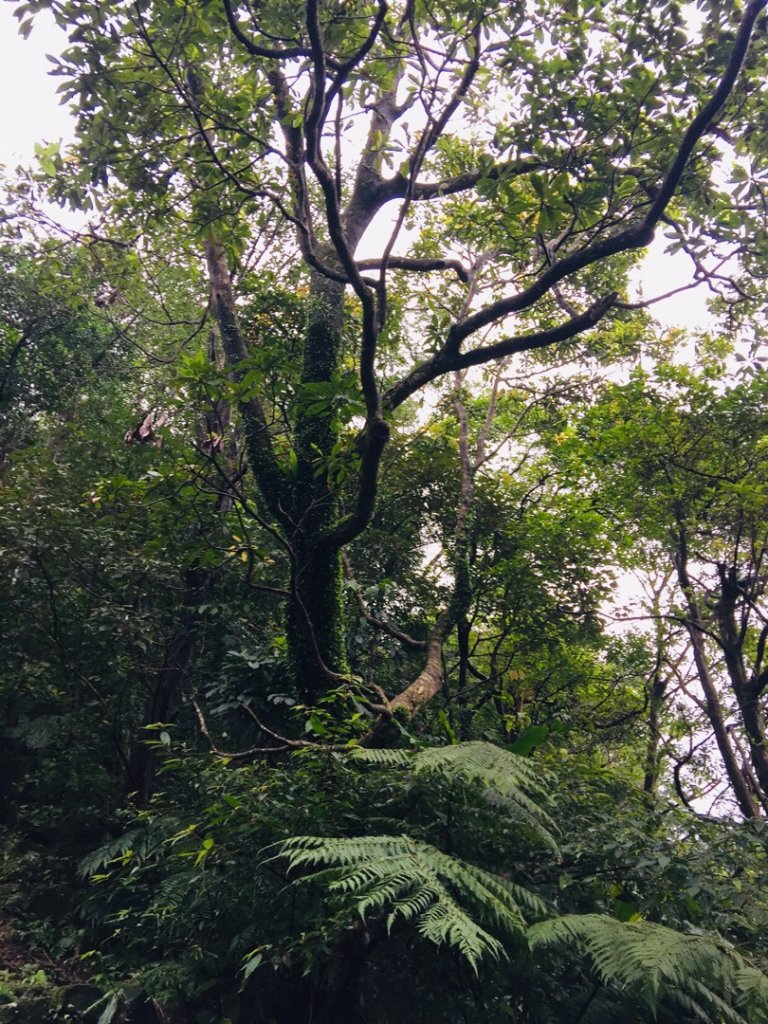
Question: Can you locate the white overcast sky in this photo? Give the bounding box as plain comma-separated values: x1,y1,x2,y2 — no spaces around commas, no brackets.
0,7,73,164
0,5,711,331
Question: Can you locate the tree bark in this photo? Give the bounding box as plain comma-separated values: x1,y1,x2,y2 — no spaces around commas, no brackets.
287,272,350,696
715,566,768,804
643,657,667,796
127,561,212,807
127,330,234,806
674,534,759,818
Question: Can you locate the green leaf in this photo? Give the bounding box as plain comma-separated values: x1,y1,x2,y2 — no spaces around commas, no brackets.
508,726,549,757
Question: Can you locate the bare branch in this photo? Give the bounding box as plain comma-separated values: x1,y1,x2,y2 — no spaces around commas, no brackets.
342,552,427,652
239,701,351,750
192,695,290,757
381,158,542,202
356,256,469,282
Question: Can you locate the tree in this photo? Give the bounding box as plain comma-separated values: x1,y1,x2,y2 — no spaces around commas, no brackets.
13,0,768,712
0,241,121,461
5,2,768,1021
559,364,768,818
3,212,768,1024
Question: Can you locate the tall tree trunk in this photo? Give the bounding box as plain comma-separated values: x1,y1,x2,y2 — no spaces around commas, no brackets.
286,543,348,699
716,566,768,806
287,272,349,698
674,531,759,818
643,667,667,796
127,561,212,806
127,331,233,806
206,237,350,701
643,584,672,795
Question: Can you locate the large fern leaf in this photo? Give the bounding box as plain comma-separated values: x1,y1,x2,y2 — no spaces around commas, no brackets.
735,964,768,1022
278,833,546,971
352,741,557,849
529,914,768,1024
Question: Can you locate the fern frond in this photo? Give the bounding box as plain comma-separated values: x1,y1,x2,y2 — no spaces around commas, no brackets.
79,827,151,878
417,893,505,969
686,978,747,1024
671,986,722,1024
146,871,200,919
353,741,557,849
350,748,411,767
529,913,768,1024
414,742,545,788
387,882,442,928
736,964,768,1022
278,834,538,971
433,855,545,927
279,834,408,869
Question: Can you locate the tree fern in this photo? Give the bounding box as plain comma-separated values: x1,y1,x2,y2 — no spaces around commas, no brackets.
352,741,557,849
278,833,546,971
529,914,768,1024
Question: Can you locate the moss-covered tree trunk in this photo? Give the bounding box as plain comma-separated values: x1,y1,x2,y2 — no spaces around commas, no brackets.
287,272,349,698
207,243,351,700
205,67,402,703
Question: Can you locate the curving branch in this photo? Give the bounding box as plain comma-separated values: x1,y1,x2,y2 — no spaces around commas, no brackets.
646,0,767,226
356,256,469,282
192,695,291,758
381,158,542,203
384,293,618,411
342,552,427,652
437,0,767,352
317,414,391,552
221,0,315,61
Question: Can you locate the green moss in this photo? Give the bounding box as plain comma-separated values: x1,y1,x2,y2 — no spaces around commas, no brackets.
287,545,349,700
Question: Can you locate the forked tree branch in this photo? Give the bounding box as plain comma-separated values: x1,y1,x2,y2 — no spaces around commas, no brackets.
438,0,766,354
221,0,318,62
384,293,617,411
